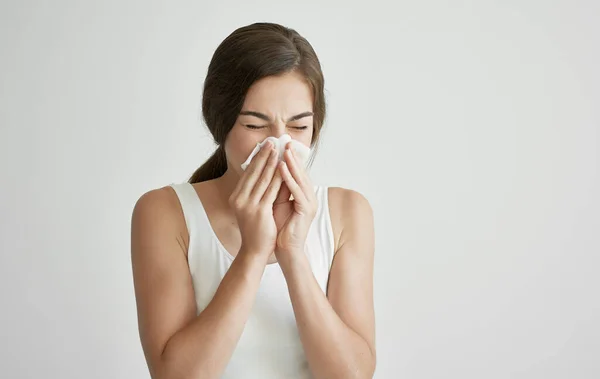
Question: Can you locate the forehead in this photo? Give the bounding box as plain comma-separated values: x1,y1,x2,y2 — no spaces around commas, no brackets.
242,71,313,112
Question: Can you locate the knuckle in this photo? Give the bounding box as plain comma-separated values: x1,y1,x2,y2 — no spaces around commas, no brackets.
230,198,244,210
237,203,252,215
247,204,259,216
257,204,271,215
259,176,271,187
257,149,269,161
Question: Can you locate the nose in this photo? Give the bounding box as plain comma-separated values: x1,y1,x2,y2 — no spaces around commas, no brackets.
269,122,287,139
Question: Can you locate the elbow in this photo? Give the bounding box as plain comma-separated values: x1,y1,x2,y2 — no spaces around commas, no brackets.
332,343,376,379
326,355,376,379
349,349,377,379
344,344,376,379
151,367,206,379
150,356,204,379
152,360,219,379
366,347,377,378
359,341,377,378
353,362,376,379
365,358,377,379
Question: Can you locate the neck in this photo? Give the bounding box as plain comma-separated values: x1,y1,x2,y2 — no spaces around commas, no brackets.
214,167,241,201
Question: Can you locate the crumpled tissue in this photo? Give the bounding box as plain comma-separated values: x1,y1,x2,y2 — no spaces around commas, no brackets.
241,134,310,171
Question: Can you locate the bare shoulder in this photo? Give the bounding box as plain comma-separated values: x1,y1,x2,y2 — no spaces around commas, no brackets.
326,187,374,253
328,187,372,210
133,185,181,218
131,185,189,258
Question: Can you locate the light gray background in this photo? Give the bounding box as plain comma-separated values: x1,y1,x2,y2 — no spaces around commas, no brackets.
1,0,598,378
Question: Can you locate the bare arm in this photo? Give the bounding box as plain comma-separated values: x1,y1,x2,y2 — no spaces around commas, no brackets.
278,188,376,379
131,188,268,379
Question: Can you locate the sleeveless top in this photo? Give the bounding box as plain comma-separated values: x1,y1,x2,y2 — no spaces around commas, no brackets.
169,182,336,378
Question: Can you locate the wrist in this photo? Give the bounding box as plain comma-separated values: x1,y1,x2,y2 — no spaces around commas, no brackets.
238,245,271,266
278,249,309,275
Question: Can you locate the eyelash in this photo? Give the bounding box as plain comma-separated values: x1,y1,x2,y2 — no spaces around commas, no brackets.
246,125,308,130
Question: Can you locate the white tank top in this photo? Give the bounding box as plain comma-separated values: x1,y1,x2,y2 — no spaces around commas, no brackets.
169,182,335,379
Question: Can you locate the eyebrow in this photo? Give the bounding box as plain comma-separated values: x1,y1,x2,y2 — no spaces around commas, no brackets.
239,110,314,123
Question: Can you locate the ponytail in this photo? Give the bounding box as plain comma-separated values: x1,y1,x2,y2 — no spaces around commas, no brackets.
188,145,228,183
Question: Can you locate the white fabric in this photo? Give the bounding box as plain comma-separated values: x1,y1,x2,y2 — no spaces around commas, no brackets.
241,134,310,171
169,182,335,379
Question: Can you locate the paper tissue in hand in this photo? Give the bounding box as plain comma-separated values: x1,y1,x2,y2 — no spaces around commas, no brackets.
241,134,310,171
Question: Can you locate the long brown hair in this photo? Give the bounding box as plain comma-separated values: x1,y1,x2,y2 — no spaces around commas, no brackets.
188,22,327,183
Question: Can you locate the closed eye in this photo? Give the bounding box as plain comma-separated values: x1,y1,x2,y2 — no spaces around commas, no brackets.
246,125,308,130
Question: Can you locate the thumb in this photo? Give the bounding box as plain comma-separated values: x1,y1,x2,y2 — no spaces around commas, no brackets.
274,182,291,205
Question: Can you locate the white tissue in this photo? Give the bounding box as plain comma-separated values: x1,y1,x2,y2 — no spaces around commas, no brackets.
241,134,310,171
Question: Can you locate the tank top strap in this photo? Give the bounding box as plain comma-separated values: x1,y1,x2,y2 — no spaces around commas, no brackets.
169,182,203,237
312,185,336,274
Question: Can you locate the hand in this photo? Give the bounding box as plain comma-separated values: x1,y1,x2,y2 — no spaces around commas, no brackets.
229,141,283,261
273,144,318,263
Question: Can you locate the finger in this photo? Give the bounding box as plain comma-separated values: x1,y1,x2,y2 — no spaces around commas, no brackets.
261,167,284,204
279,161,307,204
250,148,279,202
274,181,291,205
283,146,311,197
238,141,274,199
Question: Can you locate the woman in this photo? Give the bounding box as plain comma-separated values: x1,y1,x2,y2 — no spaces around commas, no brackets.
131,22,376,379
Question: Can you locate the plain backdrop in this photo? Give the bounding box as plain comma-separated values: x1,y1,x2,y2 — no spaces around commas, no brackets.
1,0,598,378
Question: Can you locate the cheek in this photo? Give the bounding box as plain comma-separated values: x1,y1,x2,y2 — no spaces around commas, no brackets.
298,129,314,148
225,127,262,165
